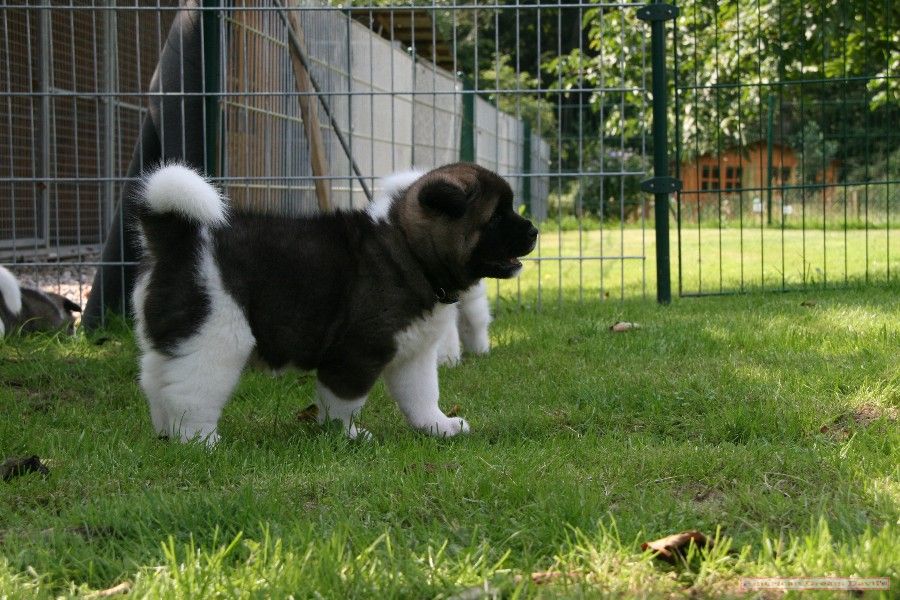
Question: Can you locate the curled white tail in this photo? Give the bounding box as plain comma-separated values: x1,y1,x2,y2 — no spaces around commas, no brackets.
368,168,425,222
143,164,227,226
0,265,22,316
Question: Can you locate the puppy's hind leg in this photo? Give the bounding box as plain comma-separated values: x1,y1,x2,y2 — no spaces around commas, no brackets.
385,349,469,437
155,333,253,445
457,281,491,355
140,349,171,437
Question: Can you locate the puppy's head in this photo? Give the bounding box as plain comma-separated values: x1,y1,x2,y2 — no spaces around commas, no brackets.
394,163,538,291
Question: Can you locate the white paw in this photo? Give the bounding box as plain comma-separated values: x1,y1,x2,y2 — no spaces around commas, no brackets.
159,417,220,446
320,417,372,441
176,428,219,446
201,431,220,447
422,416,470,437
459,327,490,355
438,350,462,367
149,408,169,437
465,337,490,355
348,424,373,442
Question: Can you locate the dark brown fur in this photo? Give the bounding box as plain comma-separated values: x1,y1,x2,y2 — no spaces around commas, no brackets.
139,163,537,400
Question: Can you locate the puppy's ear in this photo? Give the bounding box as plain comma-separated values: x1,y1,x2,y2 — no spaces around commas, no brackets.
418,179,468,219
63,299,82,314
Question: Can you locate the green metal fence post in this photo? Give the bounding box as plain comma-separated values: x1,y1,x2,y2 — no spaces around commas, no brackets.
766,93,774,226
202,0,221,176
460,76,475,162
522,119,532,216
637,1,680,305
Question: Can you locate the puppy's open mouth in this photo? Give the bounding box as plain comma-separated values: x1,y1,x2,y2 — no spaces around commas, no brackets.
484,255,524,278
481,237,536,278
489,238,536,272
492,256,522,269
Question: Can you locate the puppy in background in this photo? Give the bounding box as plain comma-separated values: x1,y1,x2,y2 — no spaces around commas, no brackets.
368,170,492,367
133,162,537,444
0,265,82,336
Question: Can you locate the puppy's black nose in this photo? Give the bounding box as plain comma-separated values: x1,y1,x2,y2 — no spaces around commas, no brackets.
527,225,539,240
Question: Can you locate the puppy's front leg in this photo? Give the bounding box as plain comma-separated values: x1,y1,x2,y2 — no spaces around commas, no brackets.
315,380,371,440
436,316,462,366
385,350,470,437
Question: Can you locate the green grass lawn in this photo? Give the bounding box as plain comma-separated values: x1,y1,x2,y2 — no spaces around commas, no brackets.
501,226,899,302
2,282,899,596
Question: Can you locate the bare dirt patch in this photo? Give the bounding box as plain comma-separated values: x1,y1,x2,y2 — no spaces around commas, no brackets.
820,403,898,441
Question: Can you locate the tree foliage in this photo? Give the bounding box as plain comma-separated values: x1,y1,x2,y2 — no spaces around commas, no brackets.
552,0,898,170
478,55,557,140
345,0,897,192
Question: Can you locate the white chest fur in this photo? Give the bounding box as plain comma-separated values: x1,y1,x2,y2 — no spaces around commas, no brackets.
391,303,457,364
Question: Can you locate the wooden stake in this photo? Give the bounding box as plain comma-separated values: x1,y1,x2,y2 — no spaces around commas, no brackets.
283,4,331,212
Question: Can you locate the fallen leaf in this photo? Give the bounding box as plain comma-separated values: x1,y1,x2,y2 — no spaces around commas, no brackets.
446,404,461,417
610,321,640,332
447,583,498,600
528,571,580,585
1,455,50,482
296,404,319,422
86,582,131,598
641,530,712,563
800,300,817,307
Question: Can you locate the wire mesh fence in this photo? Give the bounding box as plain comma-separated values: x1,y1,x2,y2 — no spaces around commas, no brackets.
0,1,896,326
0,1,647,324
0,0,657,324
220,3,553,213
673,0,899,295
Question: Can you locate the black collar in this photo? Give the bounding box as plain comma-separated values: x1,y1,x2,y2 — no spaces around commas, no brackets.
433,287,460,304
391,225,461,305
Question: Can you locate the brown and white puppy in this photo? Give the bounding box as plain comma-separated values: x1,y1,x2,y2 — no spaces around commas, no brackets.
368,169,492,366
132,162,537,444
0,266,81,336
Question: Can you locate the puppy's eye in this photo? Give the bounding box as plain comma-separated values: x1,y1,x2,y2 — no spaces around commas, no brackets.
487,212,502,226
